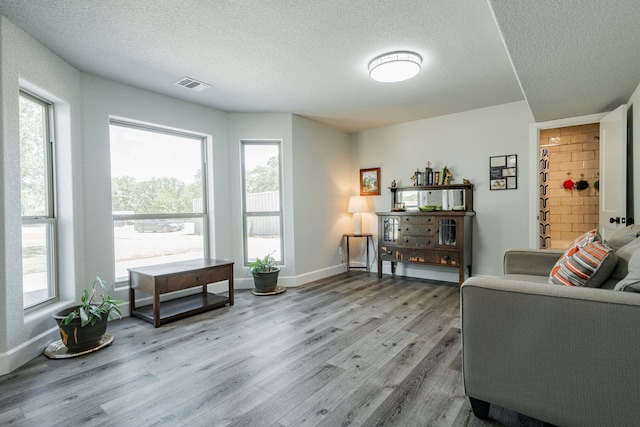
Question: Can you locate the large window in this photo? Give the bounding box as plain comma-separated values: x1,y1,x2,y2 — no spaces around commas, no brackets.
20,91,57,309
110,121,208,281
241,141,283,265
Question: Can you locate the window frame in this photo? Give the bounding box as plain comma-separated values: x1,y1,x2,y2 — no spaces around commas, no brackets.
20,90,58,310
241,140,284,266
109,119,210,282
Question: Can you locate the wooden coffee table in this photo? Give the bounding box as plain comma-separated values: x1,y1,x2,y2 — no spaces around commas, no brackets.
128,259,234,327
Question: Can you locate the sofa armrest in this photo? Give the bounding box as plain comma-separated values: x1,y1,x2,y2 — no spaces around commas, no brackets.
503,248,564,276
460,277,640,426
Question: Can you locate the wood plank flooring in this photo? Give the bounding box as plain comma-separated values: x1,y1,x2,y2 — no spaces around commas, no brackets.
0,273,549,426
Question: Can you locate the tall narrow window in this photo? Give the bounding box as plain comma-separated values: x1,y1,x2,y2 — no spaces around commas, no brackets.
20,91,57,309
241,141,283,265
110,121,208,281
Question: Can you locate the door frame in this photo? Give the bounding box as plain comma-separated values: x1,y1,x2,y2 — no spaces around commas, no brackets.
528,113,607,248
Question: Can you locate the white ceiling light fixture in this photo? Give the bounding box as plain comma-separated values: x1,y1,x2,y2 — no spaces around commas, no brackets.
368,51,422,83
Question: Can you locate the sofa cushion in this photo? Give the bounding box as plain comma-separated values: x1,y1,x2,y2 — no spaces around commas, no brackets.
549,230,617,287
614,250,640,292
610,236,640,280
502,274,550,284
606,225,640,251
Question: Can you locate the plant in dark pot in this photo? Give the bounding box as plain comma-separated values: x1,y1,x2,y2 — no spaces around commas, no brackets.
52,276,122,352
249,251,281,294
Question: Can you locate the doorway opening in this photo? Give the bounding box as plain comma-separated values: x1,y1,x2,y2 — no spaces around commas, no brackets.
538,124,600,249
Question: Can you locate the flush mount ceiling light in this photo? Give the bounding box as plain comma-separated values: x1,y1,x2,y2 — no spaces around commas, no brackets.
368,51,422,83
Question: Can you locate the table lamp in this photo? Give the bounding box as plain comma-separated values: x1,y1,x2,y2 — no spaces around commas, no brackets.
348,196,369,235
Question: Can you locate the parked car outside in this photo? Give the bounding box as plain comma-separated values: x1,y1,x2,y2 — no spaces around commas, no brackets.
134,219,185,233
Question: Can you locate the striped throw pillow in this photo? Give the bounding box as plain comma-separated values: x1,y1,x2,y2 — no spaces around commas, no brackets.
569,229,599,247
549,239,617,287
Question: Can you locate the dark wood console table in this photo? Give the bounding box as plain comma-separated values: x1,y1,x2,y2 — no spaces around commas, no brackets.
377,184,474,286
128,259,234,327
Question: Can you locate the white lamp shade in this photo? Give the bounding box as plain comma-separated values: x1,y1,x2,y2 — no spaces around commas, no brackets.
348,196,369,235
369,51,422,83
348,196,369,213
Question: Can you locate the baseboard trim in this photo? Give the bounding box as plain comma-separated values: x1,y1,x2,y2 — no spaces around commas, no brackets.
0,327,59,376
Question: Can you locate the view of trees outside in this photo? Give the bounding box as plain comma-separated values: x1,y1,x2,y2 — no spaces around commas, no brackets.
111,171,202,214
20,93,54,307
243,143,282,262
110,124,206,279
20,96,48,217
245,155,280,195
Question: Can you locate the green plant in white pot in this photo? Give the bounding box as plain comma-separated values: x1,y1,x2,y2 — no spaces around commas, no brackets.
52,276,122,352
249,252,280,293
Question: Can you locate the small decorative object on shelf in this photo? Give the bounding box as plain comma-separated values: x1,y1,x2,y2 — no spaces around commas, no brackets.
426,161,433,185
392,202,406,212
391,179,396,188
411,163,455,187
443,166,452,185
411,168,424,186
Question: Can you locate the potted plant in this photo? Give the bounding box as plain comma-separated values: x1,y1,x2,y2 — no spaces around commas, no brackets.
52,276,122,352
249,251,281,293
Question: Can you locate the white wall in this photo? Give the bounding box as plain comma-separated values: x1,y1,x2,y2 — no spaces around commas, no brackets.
226,114,352,286
350,101,535,279
291,115,352,279
0,17,83,373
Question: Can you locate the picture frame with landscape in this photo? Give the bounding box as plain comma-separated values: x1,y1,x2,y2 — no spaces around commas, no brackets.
360,167,380,196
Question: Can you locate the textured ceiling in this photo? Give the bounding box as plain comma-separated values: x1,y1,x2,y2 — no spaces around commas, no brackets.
489,0,640,123
0,1,639,133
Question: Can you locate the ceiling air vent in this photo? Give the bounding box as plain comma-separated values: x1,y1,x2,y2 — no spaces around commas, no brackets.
174,77,211,92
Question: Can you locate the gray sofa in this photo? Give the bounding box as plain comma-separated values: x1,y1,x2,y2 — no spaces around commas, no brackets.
460,230,640,426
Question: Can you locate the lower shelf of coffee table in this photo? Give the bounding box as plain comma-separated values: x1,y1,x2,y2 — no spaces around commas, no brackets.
131,293,230,326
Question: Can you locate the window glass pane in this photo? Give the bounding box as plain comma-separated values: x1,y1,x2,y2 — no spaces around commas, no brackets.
20,91,56,309
110,122,208,281
19,95,47,217
113,218,204,279
245,216,281,261
110,125,203,214
242,142,283,265
22,223,53,308
243,145,280,212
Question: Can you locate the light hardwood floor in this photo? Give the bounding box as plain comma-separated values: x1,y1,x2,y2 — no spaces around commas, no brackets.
0,273,548,426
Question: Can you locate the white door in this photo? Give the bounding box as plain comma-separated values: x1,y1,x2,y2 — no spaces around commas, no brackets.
599,105,627,240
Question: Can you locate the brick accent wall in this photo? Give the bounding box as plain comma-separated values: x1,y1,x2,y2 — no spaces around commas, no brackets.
539,123,600,249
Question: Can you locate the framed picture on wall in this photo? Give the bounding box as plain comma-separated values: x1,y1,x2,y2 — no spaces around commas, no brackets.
490,155,517,190
360,167,380,196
